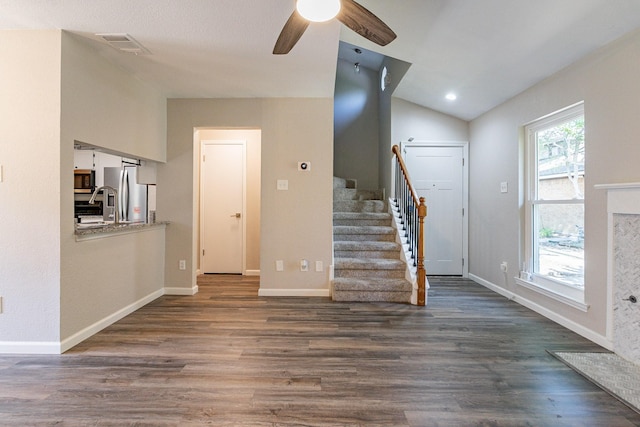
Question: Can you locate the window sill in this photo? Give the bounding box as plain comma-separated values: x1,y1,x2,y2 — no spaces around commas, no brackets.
514,276,589,312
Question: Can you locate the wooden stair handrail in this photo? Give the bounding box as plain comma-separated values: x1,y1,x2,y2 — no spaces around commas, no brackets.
392,145,420,207
392,144,427,306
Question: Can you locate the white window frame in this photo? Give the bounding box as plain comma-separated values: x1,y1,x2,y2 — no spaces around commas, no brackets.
517,102,588,310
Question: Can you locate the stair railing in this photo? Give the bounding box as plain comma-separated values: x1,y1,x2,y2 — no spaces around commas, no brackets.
392,145,427,306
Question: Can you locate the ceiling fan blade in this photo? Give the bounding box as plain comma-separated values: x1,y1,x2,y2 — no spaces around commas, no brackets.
337,0,397,46
273,10,310,55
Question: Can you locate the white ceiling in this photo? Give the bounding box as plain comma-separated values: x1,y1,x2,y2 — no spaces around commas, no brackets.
2,0,640,120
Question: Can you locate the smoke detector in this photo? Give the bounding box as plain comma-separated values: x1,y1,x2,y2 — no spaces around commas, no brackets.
96,33,151,55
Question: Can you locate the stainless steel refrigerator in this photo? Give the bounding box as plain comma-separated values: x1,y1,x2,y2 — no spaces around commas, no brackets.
104,166,148,223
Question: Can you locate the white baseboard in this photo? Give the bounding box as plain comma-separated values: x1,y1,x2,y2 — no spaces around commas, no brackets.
0,341,62,354
164,285,198,295
59,288,165,353
469,273,612,350
0,285,202,354
258,288,331,297
245,270,260,276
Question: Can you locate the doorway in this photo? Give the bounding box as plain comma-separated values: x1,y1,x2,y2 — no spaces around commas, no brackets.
402,142,469,276
200,140,245,274
193,128,262,276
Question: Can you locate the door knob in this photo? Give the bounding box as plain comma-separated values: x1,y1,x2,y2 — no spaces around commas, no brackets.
230,213,241,218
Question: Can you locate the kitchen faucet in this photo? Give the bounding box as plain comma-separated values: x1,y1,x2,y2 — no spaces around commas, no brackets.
89,186,119,224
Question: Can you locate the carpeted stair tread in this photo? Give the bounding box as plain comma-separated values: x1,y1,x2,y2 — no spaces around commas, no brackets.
333,241,402,251
333,200,387,213
333,188,384,201
333,177,356,189
334,258,406,270
333,226,395,235
333,277,412,292
333,212,392,220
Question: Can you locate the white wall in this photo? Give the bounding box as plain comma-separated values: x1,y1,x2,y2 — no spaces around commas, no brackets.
385,97,469,197
469,29,640,344
163,98,334,295
392,98,470,143
0,30,62,350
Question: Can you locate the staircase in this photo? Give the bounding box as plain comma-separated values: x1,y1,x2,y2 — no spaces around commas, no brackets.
332,177,413,303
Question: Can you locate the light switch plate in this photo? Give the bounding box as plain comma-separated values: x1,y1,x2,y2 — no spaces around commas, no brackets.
500,181,508,193
277,179,288,190
276,260,284,271
315,261,323,272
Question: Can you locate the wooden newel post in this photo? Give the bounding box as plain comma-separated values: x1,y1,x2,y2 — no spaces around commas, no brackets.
417,197,427,306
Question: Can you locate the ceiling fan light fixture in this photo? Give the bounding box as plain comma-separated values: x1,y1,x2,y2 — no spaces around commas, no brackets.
296,0,341,22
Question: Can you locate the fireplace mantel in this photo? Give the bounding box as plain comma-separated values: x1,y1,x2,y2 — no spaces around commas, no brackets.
594,182,640,214
596,182,640,215
596,182,640,364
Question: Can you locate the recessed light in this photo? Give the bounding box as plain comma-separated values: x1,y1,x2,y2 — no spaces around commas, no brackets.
445,93,457,101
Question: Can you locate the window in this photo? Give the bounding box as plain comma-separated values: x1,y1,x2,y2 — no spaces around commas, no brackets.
522,103,585,306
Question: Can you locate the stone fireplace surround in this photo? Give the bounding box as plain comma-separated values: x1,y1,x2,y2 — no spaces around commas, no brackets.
596,182,640,365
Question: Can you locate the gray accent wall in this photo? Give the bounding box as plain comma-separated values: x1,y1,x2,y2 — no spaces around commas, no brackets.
334,59,380,190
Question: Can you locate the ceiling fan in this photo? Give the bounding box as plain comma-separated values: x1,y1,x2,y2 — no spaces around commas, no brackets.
273,0,396,54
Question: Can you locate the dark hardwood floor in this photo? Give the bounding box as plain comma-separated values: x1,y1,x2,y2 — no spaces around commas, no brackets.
1,275,639,426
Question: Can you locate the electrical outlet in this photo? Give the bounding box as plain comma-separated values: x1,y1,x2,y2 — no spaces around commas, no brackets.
276,260,284,271
315,261,323,272
179,260,186,270
500,262,508,273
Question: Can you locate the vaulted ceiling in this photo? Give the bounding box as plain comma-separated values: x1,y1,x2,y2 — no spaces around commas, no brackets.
2,0,640,120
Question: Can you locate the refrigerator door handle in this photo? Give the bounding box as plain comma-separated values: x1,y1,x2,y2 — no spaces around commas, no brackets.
122,168,130,222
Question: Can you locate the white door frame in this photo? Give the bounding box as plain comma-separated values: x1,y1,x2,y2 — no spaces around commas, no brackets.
399,140,469,277
199,139,247,274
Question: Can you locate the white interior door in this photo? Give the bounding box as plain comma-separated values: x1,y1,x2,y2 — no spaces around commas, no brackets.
201,141,245,274
404,144,466,275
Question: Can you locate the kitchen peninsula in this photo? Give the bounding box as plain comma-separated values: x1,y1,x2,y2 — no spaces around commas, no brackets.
75,220,168,240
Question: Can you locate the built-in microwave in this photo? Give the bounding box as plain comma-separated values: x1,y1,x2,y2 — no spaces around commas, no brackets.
74,169,95,193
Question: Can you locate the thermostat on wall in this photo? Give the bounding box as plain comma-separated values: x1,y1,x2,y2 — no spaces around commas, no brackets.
298,161,311,171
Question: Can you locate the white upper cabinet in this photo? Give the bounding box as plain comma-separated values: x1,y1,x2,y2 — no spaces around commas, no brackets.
74,150,94,170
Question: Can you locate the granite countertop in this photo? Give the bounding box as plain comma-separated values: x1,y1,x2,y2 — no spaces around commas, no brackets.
75,221,169,240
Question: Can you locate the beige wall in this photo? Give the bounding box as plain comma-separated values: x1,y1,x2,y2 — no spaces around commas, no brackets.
469,29,640,345
0,30,167,353
0,30,62,349
59,32,167,346
163,98,334,295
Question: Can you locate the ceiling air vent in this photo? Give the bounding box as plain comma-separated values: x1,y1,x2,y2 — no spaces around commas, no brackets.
96,33,151,55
